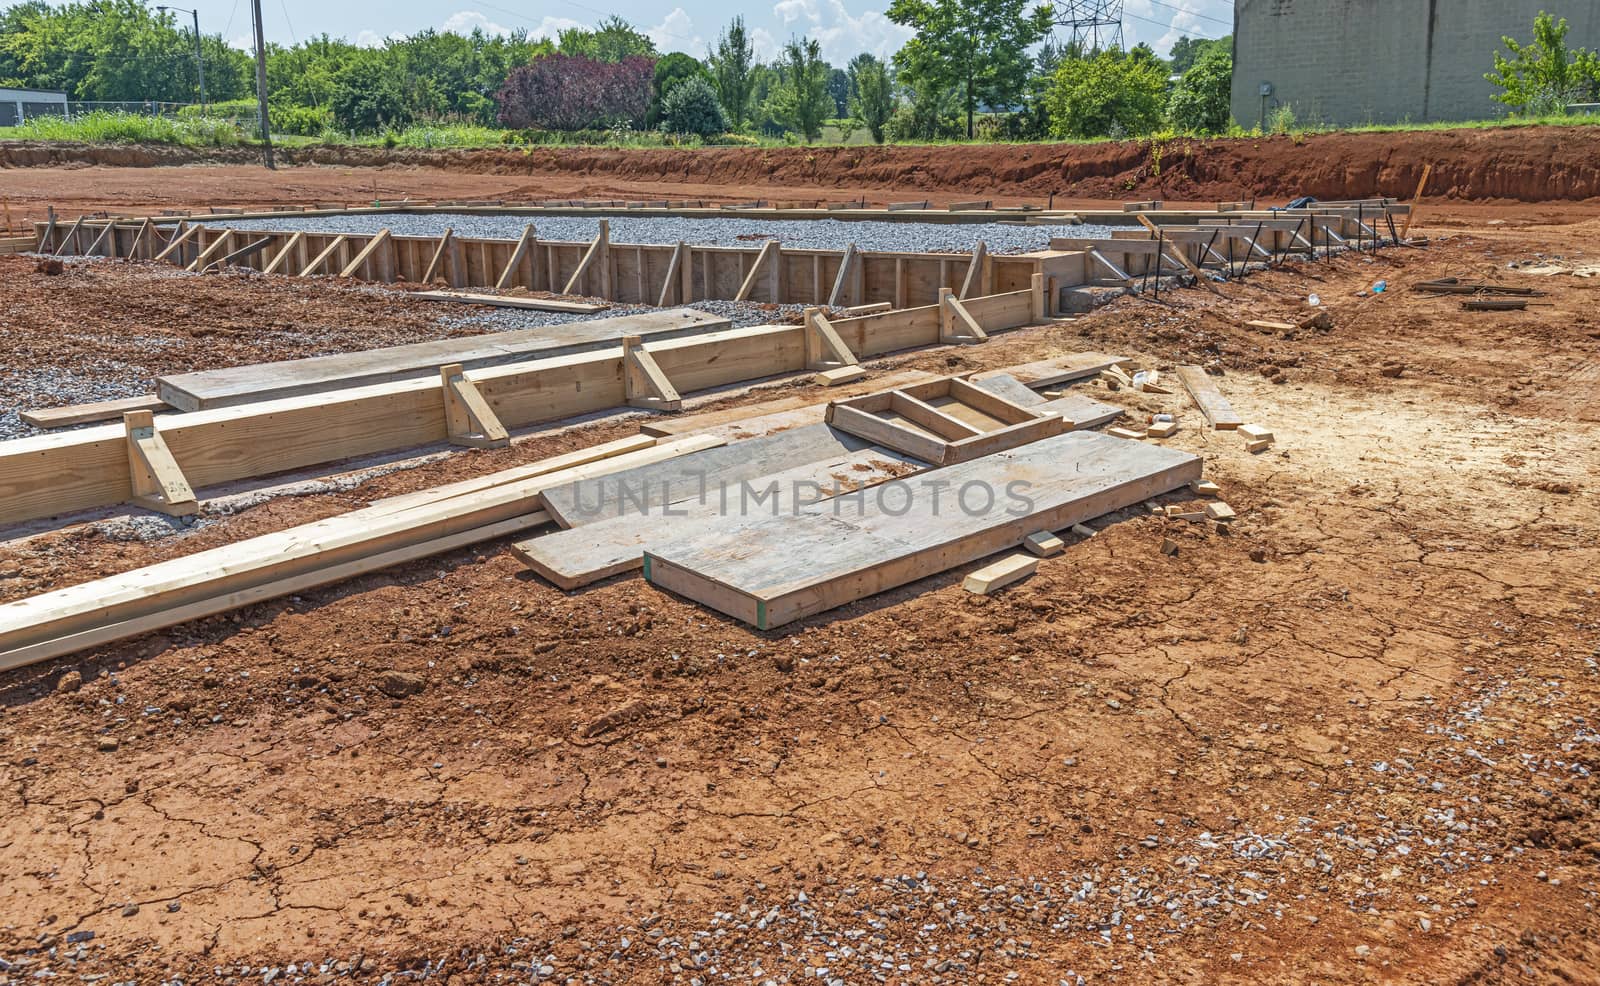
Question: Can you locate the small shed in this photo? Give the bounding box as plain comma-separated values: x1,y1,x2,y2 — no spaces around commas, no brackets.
0,87,69,127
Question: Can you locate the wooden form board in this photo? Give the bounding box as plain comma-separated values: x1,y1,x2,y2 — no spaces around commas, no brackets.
825,376,1063,466
156,308,726,411
972,353,1126,388
539,423,876,528
1175,365,1244,430
0,435,720,669
515,444,924,588
410,290,608,313
0,292,1055,529
1031,393,1124,429
644,431,1203,629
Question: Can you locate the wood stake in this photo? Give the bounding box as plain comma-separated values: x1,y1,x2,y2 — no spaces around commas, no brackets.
828,243,858,307
421,227,454,284
339,228,393,279
622,335,682,411
261,230,306,275
1400,163,1432,240
495,223,537,290
439,363,510,448
124,410,198,517
959,241,988,299
803,307,859,369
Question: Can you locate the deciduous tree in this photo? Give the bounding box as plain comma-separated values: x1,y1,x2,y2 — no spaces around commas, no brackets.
707,16,757,129
887,0,1054,138
1486,12,1600,115
767,37,831,142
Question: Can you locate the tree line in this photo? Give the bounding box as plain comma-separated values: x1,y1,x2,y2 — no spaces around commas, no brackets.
0,0,1242,141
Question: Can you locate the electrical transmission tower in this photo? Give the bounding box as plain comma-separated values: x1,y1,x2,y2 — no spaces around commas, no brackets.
1057,0,1124,53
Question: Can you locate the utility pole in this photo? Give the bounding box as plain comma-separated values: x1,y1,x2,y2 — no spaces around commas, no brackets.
250,0,274,169
155,6,206,107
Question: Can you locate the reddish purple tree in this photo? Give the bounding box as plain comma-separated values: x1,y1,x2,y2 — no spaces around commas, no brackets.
497,53,655,131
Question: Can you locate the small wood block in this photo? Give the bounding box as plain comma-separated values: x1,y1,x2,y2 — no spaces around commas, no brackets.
814,365,867,386
1246,320,1296,332
963,553,1039,595
1245,439,1272,454
1160,538,1180,556
1168,510,1206,522
1190,480,1221,496
1146,421,1178,438
1205,501,1236,521
1070,524,1097,538
1107,427,1147,440
1239,423,1274,443
1024,531,1065,557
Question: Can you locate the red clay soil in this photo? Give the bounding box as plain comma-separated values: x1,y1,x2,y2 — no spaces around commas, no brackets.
4,125,1600,214
0,210,1597,982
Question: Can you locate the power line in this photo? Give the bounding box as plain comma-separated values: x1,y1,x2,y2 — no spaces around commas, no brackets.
1143,0,1233,29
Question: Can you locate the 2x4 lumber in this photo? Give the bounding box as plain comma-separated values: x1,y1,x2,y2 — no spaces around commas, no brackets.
339,228,393,279
828,243,858,307
644,431,1202,629
1175,365,1243,430
0,438,719,667
959,241,988,299
495,223,537,290
803,308,858,369
814,365,867,386
947,376,1040,424
410,291,606,314
21,394,169,430
126,218,154,260
736,238,780,301
623,335,682,411
1033,393,1123,429
300,234,348,276
422,227,454,284
261,230,306,275
1401,163,1432,239
658,240,686,307
124,410,197,517
84,220,119,260
963,553,1039,594
1031,273,1048,322
1086,247,1130,282
890,391,983,441
440,363,510,448
966,373,1044,408
562,219,609,296
1138,215,1222,294
209,236,275,272
826,403,948,465
971,353,1127,389
945,414,1064,463
53,215,85,257
153,222,197,264
938,288,988,344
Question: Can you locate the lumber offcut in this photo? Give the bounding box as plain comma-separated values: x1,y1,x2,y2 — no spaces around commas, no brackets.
21,394,169,430
644,430,1201,629
1175,366,1242,430
411,291,607,314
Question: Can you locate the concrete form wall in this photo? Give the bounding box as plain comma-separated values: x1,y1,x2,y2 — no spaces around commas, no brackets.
1231,0,1600,127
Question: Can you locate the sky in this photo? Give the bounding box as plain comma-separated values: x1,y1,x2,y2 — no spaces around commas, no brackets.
179,0,1233,65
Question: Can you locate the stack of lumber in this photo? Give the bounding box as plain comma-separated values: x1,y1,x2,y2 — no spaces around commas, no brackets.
0,435,719,672
644,430,1202,629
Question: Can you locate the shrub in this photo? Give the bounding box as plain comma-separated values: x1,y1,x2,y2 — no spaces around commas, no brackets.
1045,49,1168,140
1269,103,1297,135
497,53,654,131
658,76,728,137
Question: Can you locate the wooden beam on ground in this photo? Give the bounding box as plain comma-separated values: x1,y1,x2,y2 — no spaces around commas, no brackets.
261,230,306,275
958,241,989,300
339,228,393,279
301,234,350,276
826,403,948,465
658,240,685,307
495,223,536,290
813,365,867,386
123,410,197,517
439,363,510,448
411,291,606,314
0,437,720,670
623,335,682,412
421,227,454,284
21,394,169,430
963,553,1039,594
891,391,983,440
939,288,989,344
736,238,780,302
828,243,858,307
803,307,858,369
1175,365,1243,430
563,220,608,296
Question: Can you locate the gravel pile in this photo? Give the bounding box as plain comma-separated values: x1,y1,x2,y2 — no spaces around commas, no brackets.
212,212,1114,255
0,362,163,443
433,298,813,334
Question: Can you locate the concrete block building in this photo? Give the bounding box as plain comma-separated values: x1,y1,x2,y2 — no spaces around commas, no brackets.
1230,0,1600,128
0,87,68,127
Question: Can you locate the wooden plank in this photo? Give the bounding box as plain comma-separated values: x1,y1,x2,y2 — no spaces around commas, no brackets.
495,224,536,290
945,415,1065,463
153,222,198,264
1175,365,1243,430
804,308,858,368
658,241,685,307
53,215,85,257
735,239,779,301
974,353,1127,389
1023,531,1064,557
959,241,987,299
562,220,608,296
623,335,682,411
300,233,348,276
421,228,454,283
963,553,1039,594
338,228,393,279
891,391,982,440
1032,393,1123,429
261,230,305,275
0,438,717,661
21,394,169,430
824,404,949,465
440,363,510,448
156,308,727,411
814,365,867,386
410,291,607,314
1138,215,1222,294
967,373,1044,407
124,410,197,516
1401,163,1432,239
512,445,924,589
644,431,1203,629
540,422,877,528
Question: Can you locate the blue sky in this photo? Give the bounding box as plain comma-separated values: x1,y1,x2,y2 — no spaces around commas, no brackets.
189,0,1233,64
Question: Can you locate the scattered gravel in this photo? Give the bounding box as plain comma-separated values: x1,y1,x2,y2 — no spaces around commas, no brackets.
211,212,1114,255
0,363,163,443
434,299,812,335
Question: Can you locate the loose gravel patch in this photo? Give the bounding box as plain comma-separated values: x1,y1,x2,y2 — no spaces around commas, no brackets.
212,212,1114,255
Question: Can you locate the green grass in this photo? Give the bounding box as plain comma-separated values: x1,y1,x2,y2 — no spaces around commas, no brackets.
7,110,245,146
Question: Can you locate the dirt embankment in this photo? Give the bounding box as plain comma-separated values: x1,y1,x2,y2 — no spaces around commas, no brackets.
4,125,1600,203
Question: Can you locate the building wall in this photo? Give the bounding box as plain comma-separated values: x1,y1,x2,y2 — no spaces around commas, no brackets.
1231,0,1600,128
0,88,68,125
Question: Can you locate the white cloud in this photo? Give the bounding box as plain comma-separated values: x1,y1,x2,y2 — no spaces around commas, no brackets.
441,11,512,38
1120,0,1233,56
750,26,781,62
768,0,913,63
647,8,706,54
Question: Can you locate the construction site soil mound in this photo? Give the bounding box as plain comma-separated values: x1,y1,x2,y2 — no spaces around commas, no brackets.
5,125,1600,203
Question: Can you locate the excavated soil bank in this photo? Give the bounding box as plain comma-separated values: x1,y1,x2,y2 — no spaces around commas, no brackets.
4,125,1600,203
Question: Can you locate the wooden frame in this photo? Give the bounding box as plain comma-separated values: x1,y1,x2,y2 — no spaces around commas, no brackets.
825,374,1063,465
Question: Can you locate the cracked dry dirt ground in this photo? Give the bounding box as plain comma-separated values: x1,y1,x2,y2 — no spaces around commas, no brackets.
1,213,1598,985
